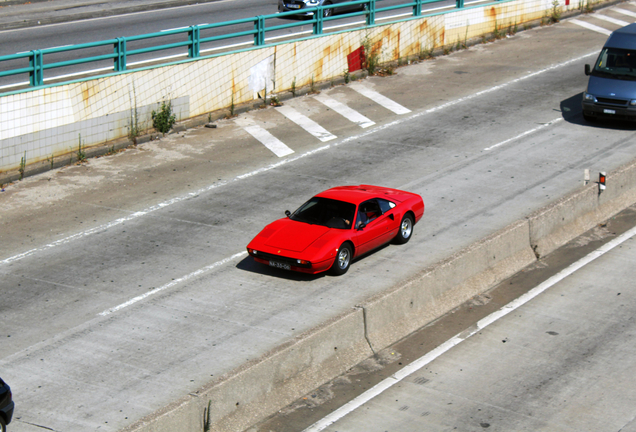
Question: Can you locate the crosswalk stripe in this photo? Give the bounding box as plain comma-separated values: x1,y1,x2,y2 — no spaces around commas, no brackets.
569,18,613,35
275,105,337,142
314,94,375,128
235,117,295,157
593,14,630,26
349,83,411,115
613,8,636,18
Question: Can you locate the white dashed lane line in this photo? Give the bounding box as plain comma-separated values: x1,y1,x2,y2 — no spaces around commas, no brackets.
569,18,613,35
313,94,376,128
349,83,412,115
235,116,295,157
275,105,337,142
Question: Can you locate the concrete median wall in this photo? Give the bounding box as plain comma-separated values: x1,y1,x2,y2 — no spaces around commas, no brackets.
123,158,636,432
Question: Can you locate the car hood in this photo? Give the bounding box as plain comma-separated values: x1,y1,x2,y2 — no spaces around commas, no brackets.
256,218,332,253
587,75,636,99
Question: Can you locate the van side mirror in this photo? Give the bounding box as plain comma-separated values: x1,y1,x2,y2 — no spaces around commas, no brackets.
585,64,591,76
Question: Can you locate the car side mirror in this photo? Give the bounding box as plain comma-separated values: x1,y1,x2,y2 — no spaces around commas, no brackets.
585,64,591,76
285,210,291,217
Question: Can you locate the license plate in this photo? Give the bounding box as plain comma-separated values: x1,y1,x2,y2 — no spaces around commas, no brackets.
287,4,301,8
604,109,616,115
270,261,291,270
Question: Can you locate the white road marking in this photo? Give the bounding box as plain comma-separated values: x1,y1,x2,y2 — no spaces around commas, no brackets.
275,105,337,142
569,18,613,35
314,94,375,128
235,116,295,157
614,7,636,19
303,225,636,432
349,83,411,115
484,118,563,151
98,251,247,316
592,14,630,26
0,53,597,267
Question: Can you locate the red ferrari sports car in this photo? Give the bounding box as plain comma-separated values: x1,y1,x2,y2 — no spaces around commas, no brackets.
246,185,424,275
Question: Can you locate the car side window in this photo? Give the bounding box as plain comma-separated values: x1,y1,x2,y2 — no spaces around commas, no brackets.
377,198,396,214
356,199,382,228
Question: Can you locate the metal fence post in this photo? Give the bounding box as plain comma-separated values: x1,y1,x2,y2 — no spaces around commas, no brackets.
254,16,265,46
114,37,127,72
413,0,422,16
29,50,43,87
189,25,200,58
456,0,464,8
314,7,324,35
367,0,376,25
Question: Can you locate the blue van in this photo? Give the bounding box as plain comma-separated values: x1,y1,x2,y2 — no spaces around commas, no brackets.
582,23,636,121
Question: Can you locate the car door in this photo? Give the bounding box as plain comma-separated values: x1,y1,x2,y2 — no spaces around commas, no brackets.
352,199,396,255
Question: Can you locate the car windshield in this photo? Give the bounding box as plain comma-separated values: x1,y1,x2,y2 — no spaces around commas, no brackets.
290,197,356,229
593,47,636,80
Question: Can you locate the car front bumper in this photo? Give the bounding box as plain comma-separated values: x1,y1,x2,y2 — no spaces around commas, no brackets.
582,101,636,121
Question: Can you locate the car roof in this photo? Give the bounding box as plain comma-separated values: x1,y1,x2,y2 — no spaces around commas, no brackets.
316,185,407,205
605,23,636,49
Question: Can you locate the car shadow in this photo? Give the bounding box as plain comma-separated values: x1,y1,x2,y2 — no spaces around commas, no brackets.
236,242,393,280
561,92,636,130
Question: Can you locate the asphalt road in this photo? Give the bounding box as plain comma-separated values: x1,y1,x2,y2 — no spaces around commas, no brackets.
2,6,636,432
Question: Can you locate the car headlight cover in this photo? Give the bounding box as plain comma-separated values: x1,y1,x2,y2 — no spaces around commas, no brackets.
583,92,597,102
630,99,636,106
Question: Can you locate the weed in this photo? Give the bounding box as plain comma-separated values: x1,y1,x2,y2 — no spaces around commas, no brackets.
419,45,433,60
77,134,86,163
229,93,235,117
291,76,297,97
362,33,380,75
550,0,561,22
18,151,26,180
270,95,282,106
443,45,451,55
208,113,212,123
203,401,212,432
48,153,54,169
309,75,319,94
343,68,350,84
128,81,141,141
152,100,176,134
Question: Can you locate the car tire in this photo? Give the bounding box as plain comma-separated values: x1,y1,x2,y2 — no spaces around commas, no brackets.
0,416,6,432
330,243,352,275
323,1,333,17
395,213,414,244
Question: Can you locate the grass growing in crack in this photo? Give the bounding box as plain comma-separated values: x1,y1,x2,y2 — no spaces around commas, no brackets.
18,151,26,180
291,76,297,97
203,401,212,432
152,100,176,134
77,134,86,163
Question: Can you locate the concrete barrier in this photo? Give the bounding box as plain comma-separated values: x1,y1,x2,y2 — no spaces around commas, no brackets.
362,220,536,352
529,159,636,257
121,308,373,432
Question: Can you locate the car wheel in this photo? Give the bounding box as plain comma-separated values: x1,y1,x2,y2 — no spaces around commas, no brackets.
323,1,333,17
395,213,414,244
330,243,352,275
0,417,6,432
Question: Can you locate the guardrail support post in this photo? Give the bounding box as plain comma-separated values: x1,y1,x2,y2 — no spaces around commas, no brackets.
413,0,422,16
254,16,265,46
29,50,43,87
189,25,200,58
114,37,127,72
456,0,464,8
314,7,324,35
367,0,376,25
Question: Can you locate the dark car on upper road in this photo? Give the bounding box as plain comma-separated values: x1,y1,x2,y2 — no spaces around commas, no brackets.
278,0,368,17
247,185,424,275
0,378,13,432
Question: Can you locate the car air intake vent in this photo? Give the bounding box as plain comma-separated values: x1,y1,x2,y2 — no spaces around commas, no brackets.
597,97,629,106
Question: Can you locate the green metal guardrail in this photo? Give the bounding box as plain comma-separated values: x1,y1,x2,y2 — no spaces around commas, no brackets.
0,0,490,90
